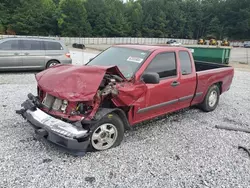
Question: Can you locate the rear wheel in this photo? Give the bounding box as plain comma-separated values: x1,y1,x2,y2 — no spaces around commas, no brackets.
46,60,59,69
89,113,124,151
199,85,220,112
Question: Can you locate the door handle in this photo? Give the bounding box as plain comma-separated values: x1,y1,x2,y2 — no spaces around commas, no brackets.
171,81,180,87
14,53,19,55
24,53,29,55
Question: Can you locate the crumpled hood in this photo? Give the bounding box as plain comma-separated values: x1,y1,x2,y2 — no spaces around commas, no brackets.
35,64,126,101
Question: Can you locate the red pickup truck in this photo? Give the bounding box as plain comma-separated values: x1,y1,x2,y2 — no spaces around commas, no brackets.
17,45,234,155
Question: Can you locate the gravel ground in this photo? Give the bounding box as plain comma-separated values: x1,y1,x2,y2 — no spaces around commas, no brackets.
0,51,250,188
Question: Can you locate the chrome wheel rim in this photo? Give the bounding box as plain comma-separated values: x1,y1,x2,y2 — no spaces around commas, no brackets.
49,62,58,67
208,90,217,107
91,123,118,150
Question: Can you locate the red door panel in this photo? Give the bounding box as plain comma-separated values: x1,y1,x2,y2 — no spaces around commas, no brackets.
134,77,180,123
132,51,181,124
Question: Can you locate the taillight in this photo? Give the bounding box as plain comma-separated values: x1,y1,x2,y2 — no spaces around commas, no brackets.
65,53,70,58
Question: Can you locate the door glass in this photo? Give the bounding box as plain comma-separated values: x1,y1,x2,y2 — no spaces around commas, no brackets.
44,41,63,50
0,40,19,50
179,51,192,75
21,40,42,50
145,52,177,79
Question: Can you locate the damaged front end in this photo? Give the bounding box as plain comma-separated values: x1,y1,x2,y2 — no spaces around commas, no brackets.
16,64,126,155
16,93,90,156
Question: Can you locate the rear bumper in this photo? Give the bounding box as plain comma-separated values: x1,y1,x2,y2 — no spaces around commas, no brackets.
60,58,72,65
16,94,90,156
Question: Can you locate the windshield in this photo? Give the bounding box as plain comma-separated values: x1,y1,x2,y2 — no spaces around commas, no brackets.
87,47,150,78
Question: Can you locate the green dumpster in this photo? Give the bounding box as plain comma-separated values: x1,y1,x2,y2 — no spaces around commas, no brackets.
184,45,232,64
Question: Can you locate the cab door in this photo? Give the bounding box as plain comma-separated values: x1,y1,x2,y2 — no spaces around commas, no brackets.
134,51,181,123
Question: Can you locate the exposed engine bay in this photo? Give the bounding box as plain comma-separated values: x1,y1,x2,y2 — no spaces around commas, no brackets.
37,73,122,122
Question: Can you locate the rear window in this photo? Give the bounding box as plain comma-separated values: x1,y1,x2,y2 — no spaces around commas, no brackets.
20,40,42,50
44,41,63,50
0,40,19,50
179,51,192,75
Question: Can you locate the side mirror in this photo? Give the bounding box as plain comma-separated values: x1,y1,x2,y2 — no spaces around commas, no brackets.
141,72,160,84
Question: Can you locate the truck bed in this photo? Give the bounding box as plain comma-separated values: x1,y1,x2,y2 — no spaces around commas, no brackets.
191,61,234,106
195,61,230,72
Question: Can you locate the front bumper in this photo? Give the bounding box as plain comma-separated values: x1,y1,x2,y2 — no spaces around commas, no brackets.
16,95,90,156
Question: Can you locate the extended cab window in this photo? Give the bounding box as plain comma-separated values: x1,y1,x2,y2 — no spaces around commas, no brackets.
145,52,177,78
179,51,192,75
45,41,63,50
0,40,19,50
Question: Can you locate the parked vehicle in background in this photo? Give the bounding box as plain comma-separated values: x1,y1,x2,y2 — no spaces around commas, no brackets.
166,39,181,46
17,45,234,155
221,39,230,46
209,39,219,46
197,38,207,45
72,43,85,49
243,41,250,48
0,37,72,71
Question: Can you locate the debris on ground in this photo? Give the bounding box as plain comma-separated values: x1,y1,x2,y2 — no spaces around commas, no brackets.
85,177,96,183
215,125,250,134
238,146,250,158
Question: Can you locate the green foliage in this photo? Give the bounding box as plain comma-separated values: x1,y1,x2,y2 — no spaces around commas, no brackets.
0,0,250,39
58,0,91,37
10,0,57,35
0,23,4,34
207,17,221,39
125,0,143,37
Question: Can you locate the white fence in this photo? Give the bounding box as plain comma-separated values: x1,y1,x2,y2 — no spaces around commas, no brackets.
60,37,199,45
0,35,244,46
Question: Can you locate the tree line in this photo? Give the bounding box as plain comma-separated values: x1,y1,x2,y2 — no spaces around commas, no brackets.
0,0,250,40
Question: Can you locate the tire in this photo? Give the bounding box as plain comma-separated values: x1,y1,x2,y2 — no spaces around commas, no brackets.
46,60,59,69
199,84,220,112
88,113,124,151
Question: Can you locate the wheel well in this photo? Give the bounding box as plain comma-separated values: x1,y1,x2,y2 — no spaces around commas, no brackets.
112,109,131,130
93,103,131,130
215,82,222,94
46,59,60,68
100,100,131,130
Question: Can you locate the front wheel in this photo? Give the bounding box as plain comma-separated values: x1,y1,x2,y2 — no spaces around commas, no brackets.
89,113,124,151
199,85,220,112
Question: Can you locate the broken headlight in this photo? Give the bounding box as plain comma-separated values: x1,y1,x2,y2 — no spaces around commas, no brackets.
52,98,62,111
61,100,68,113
